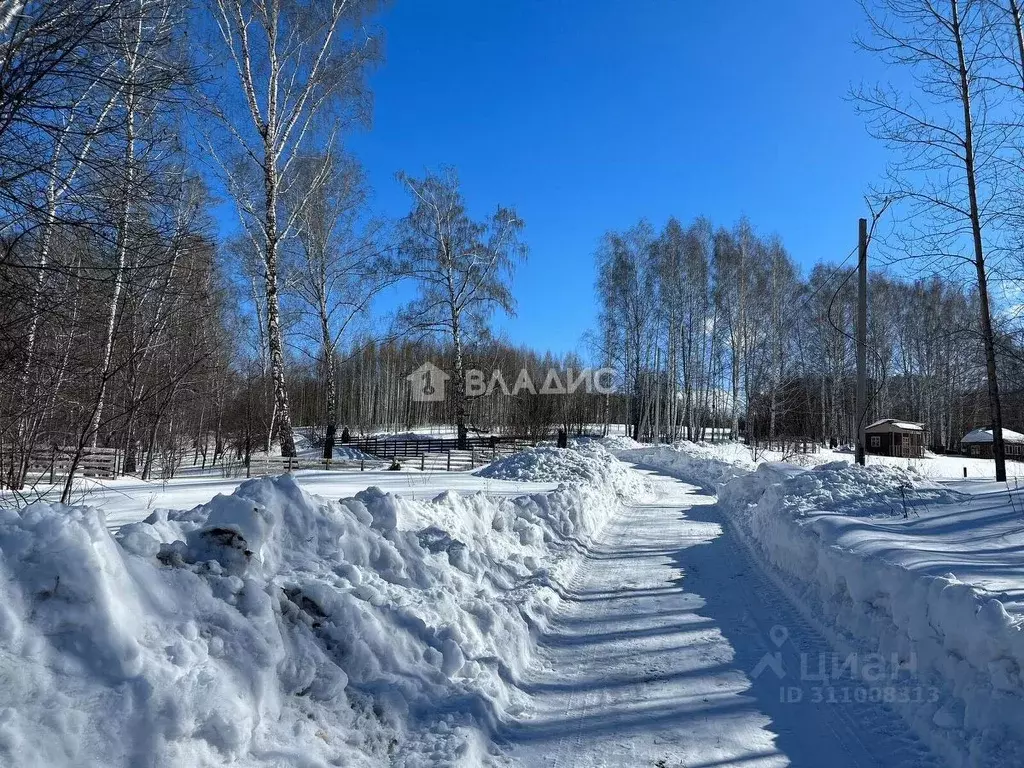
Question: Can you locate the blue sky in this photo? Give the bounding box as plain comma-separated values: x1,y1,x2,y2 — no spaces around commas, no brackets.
346,1,892,356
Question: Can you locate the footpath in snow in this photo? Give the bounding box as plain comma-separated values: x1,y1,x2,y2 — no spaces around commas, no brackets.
503,466,941,768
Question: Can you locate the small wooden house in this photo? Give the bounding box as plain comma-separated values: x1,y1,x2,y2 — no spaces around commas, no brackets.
864,419,926,458
959,427,1024,460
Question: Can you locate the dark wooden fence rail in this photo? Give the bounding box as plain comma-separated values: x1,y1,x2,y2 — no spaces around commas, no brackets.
350,435,541,460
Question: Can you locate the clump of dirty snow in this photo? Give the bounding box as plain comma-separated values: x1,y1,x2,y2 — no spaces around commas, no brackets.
477,441,650,501
719,462,1024,766
0,470,629,767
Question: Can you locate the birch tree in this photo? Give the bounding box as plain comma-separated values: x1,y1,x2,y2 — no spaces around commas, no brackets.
396,167,526,448
207,0,380,457
285,152,392,458
713,221,753,439
0,0,129,206
61,0,188,501
596,221,658,440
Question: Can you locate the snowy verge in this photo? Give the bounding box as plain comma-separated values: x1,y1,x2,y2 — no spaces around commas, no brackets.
596,434,642,451
0,445,643,766
721,462,1024,767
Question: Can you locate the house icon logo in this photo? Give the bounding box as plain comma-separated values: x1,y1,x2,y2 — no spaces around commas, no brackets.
407,362,450,403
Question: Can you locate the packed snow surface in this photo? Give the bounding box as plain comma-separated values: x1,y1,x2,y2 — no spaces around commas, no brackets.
0,444,644,767
504,468,944,768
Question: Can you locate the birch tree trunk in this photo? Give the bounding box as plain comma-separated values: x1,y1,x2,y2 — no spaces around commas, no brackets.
262,153,297,456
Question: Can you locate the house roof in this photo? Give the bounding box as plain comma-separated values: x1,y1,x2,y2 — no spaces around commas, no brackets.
961,427,1024,444
865,418,925,433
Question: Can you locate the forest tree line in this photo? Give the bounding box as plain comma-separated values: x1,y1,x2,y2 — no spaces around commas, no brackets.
595,216,1024,452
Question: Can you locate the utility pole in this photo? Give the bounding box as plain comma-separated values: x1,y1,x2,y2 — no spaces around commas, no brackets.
855,218,868,466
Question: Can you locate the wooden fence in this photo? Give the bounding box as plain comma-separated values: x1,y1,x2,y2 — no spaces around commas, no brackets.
215,445,523,478
20,445,120,481
209,455,376,478
14,435,545,485
349,435,539,460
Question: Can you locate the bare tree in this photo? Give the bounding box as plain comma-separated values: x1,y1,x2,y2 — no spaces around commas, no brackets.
0,0,132,217
396,167,526,447
857,0,1015,480
285,152,393,458
52,0,193,500
596,221,658,440
206,0,380,457
713,220,756,440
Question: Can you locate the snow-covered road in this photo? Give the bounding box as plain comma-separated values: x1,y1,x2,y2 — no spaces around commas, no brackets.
503,467,944,767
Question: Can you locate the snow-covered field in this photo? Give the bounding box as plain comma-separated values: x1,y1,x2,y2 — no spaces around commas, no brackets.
1,469,560,530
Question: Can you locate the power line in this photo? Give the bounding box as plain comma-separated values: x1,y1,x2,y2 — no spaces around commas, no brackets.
796,244,859,315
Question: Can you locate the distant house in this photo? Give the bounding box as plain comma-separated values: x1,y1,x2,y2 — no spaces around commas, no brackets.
959,427,1024,460
864,419,926,458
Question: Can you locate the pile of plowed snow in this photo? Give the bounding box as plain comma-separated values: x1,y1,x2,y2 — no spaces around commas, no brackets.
720,462,1024,767
722,459,962,519
597,434,642,451
477,441,651,500
609,439,756,491
0,465,635,766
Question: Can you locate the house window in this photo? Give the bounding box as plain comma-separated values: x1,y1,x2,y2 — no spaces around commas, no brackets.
971,445,980,456
870,436,881,448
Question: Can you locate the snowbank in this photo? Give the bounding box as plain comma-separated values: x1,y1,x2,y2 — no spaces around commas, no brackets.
597,434,642,451
617,442,1024,764
609,440,757,492
477,441,651,500
0,457,637,766
720,462,1024,767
